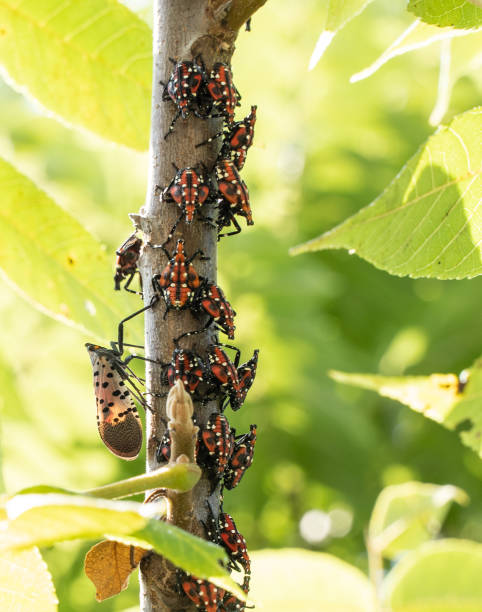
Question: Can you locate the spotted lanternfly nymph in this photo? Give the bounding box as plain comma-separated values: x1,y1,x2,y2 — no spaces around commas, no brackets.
235,349,259,409
179,572,224,612
86,344,144,460
166,347,206,397
198,413,234,480
206,344,240,411
197,105,257,171
216,159,253,239
199,283,236,339
152,239,206,317
162,58,205,138
224,425,257,489
114,233,142,292
205,62,241,124
219,513,251,577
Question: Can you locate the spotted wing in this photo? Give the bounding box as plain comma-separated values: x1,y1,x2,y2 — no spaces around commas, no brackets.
87,345,143,460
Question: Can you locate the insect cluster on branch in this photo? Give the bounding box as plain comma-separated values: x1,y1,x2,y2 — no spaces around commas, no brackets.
85,56,258,611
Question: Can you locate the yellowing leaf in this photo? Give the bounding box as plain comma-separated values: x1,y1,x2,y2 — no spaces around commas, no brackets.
249,549,375,612
369,482,468,560
0,547,58,612
85,540,147,601
382,539,482,611
329,356,482,457
291,108,482,280
0,0,152,149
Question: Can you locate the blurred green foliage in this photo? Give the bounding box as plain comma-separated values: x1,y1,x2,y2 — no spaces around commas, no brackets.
0,0,481,609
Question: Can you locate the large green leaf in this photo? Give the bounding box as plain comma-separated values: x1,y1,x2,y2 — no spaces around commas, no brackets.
408,0,482,29
0,157,142,341
290,108,482,280
329,356,482,457
368,482,468,560
0,0,152,149
382,539,482,612
2,493,245,599
249,549,375,611
308,0,374,69
0,548,58,611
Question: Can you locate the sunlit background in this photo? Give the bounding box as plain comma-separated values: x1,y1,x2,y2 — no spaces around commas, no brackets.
0,0,481,609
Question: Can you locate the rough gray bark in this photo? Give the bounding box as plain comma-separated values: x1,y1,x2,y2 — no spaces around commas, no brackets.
136,1,266,609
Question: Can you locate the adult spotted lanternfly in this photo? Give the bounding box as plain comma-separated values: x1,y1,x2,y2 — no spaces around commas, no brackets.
113,233,142,292
86,299,158,459
86,344,144,460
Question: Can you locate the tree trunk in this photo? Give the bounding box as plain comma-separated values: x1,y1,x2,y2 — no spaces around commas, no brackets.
137,1,266,609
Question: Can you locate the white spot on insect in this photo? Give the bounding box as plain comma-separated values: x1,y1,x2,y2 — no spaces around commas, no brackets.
85,300,96,316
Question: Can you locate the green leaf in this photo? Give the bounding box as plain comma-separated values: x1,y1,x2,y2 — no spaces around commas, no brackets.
0,548,58,611
2,493,244,600
0,0,152,150
290,107,482,280
0,157,142,340
408,0,482,30
329,356,482,457
368,482,468,560
249,548,375,611
308,0,375,69
382,539,482,612
350,20,480,83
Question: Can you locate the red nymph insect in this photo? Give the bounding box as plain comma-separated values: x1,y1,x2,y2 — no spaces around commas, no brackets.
180,573,224,612
197,105,257,171
152,239,207,317
167,347,206,397
162,58,205,138
198,413,234,480
236,349,259,408
205,62,241,124
114,233,142,292
224,425,257,489
216,159,253,239
199,283,236,339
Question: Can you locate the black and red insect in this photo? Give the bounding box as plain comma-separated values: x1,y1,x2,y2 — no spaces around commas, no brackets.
155,428,171,463
224,425,257,490
216,159,253,238
180,573,224,612
197,106,257,171
198,413,234,480
206,344,240,410
236,349,259,408
114,233,142,292
162,58,205,138
152,239,207,317
205,62,241,124
162,165,214,241
166,347,206,397
199,283,236,339
219,513,251,577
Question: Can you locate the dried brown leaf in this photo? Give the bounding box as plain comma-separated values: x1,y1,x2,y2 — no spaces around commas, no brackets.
84,540,147,601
